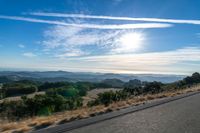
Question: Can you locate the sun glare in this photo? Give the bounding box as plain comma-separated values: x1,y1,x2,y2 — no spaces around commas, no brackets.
116,32,144,53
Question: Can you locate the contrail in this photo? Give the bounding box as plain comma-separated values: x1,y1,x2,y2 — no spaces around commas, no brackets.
31,12,200,25
0,15,172,29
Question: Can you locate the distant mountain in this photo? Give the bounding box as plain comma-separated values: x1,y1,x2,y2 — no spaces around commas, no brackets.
0,71,185,83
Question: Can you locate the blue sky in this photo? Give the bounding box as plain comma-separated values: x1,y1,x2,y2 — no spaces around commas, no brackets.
0,0,200,74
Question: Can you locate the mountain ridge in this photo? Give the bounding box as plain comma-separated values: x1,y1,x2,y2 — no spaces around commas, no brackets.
0,71,185,83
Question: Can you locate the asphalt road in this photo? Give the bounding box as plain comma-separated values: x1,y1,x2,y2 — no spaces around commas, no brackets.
67,93,200,133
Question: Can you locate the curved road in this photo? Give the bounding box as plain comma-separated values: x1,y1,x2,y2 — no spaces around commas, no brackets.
67,93,200,133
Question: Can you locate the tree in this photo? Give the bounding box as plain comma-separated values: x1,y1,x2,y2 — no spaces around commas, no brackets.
76,83,89,96
101,79,124,88
124,79,142,88
97,91,116,106
143,81,163,94
123,86,143,95
3,82,37,97
38,82,72,91
191,72,200,83
183,72,200,85
57,87,79,98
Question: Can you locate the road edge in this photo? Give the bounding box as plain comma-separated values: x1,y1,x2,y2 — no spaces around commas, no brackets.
33,90,200,133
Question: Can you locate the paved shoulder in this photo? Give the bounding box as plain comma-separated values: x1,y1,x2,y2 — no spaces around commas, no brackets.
68,93,200,133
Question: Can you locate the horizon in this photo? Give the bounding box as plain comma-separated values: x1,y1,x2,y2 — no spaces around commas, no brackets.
0,0,200,75
0,69,187,76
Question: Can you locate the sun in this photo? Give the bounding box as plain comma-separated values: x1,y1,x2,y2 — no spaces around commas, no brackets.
116,32,144,53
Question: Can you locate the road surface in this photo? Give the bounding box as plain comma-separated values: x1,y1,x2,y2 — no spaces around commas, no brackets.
67,93,200,133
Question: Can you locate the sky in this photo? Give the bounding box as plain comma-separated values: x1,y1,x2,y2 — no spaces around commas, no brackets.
0,0,200,75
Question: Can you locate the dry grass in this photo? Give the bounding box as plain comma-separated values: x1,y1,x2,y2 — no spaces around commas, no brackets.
82,88,122,106
1,85,200,133
1,123,19,132
0,92,45,104
12,126,31,133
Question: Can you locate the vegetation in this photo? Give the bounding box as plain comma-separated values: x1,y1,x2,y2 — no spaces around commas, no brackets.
124,79,142,88
0,76,13,83
0,93,83,120
88,73,200,106
101,79,124,88
88,81,163,106
0,72,200,121
1,80,38,98
163,72,200,90
0,81,90,119
0,81,94,99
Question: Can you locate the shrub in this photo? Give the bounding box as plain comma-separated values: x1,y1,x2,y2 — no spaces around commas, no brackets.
88,90,130,106
3,82,38,97
76,83,89,96
143,81,163,94
38,82,72,91
0,94,83,119
87,99,100,107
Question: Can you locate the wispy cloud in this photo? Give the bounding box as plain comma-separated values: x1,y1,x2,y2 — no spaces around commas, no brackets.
65,47,200,74
23,52,37,57
31,12,200,25
0,15,172,29
77,47,200,65
4,47,200,74
19,47,200,74
55,49,87,58
43,25,116,57
18,44,25,48
0,14,172,58
42,25,147,57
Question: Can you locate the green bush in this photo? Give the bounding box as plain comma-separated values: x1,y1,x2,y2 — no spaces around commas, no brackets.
87,99,100,107
46,87,79,98
76,83,89,96
38,82,73,91
88,81,163,107
0,94,83,119
88,90,130,106
123,86,143,96
143,81,163,94
37,106,52,116
3,82,38,97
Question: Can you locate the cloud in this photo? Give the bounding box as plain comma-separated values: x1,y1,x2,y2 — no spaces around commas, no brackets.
23,52,37,57
31,12,200,25
74,47,200,68
25,47,200,74
55,49,87,58
0,15,172,29
18,44,25,48
4,47,200,74
42,25,114,57
42,25,147,57
56,47,199,74
0,14,172,58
